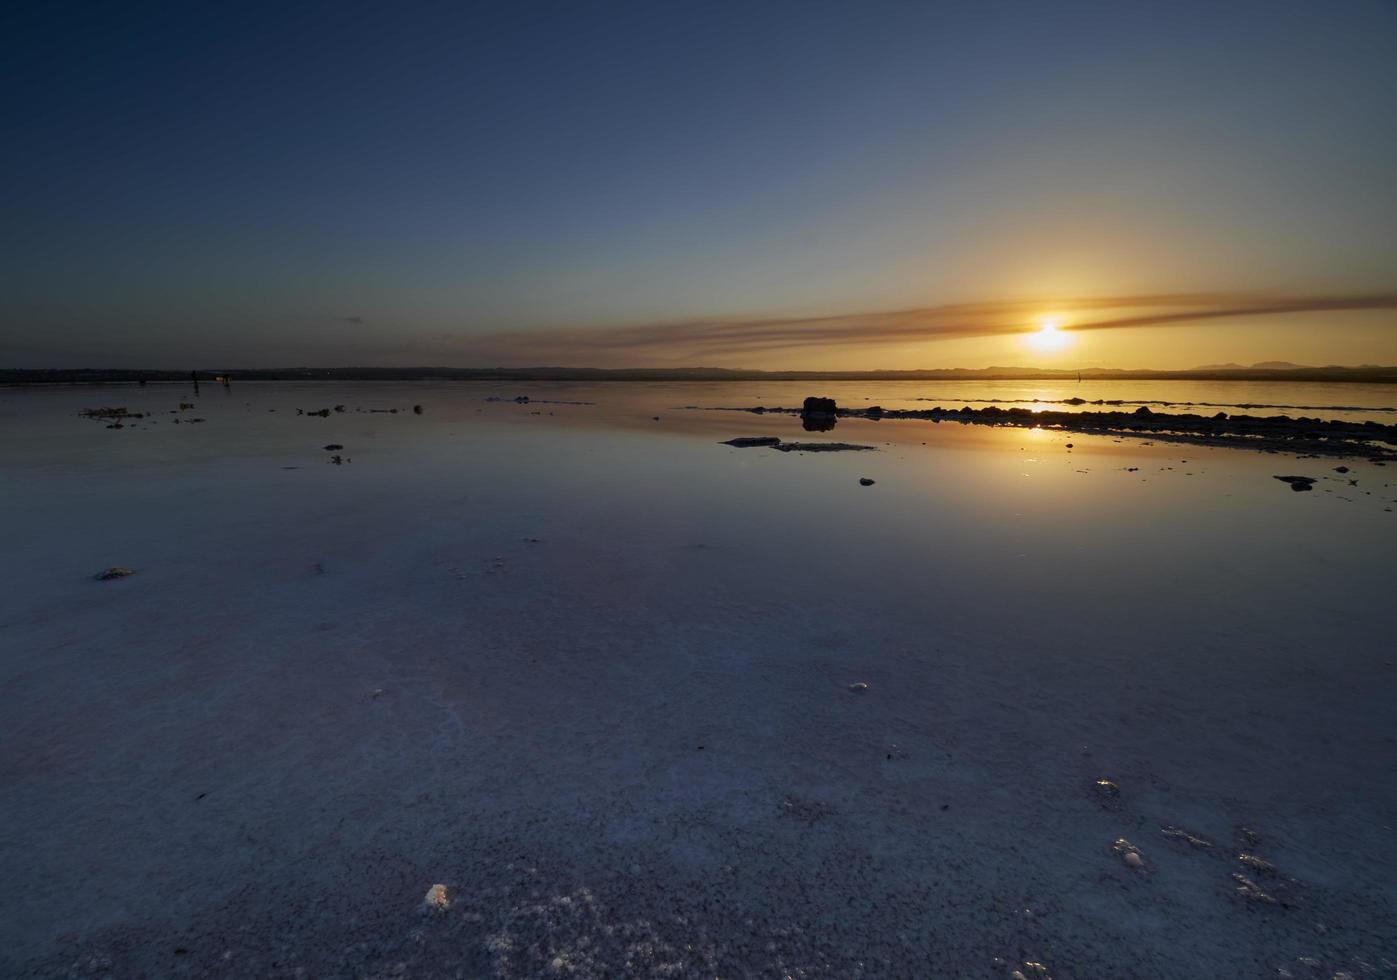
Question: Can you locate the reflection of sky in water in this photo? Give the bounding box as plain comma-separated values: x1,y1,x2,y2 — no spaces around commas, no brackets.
4,382,1394,602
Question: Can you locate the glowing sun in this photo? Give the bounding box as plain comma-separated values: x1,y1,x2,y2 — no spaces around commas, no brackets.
1023,316,1072,353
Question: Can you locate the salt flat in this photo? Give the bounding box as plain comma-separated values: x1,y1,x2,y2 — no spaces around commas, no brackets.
2,381,1395,979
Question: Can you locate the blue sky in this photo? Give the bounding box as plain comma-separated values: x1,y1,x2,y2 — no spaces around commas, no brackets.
3,0,1395,367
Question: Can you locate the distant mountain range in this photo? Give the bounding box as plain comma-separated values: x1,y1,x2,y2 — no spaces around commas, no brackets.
4,364,1397,384
1191,360,1323,371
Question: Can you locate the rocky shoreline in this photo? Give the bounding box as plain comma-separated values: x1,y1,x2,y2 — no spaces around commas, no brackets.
705,399,1397,460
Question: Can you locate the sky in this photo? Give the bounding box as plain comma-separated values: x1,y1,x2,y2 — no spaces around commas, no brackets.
2,0,1395,369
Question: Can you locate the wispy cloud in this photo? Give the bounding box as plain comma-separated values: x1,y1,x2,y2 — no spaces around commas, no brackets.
466,291,1397,363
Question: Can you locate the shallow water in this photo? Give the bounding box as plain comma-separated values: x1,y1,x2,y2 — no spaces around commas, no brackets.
1,381,1395,978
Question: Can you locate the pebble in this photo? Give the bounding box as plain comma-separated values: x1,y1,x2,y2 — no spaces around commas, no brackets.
1112,838,1145,869
423,884,451,912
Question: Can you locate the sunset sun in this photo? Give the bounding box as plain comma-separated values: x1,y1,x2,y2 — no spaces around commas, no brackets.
1023,316,1072,353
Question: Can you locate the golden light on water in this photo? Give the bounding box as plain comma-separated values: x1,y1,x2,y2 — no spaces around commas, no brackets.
1023,316,1072,353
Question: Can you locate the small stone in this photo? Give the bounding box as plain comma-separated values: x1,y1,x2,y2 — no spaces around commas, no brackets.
1237,853,1275,874
1160,825,1213,848
1112,837,1144,869
423,883,451,912
859,477,875,486
324,444,344,451
1232,873,1276,904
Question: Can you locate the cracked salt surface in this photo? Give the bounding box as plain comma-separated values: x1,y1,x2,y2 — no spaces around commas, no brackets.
2,380,1396,978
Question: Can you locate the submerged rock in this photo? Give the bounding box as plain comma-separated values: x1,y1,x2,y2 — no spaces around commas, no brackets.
848,681,870,692
721,436,782,448
94,567,135,581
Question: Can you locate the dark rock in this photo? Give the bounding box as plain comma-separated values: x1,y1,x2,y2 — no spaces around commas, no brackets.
1274,475,1316,491
859,477,875,486
95,567,135,581
413,404,423,414
721,436,782,448
1134,406,1153,416
1334,465,1349,473
323,444,344,451
801,396,837,416
772,442,877,453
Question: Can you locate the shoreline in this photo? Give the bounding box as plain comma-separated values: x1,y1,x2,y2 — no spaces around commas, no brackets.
701,403,1397,460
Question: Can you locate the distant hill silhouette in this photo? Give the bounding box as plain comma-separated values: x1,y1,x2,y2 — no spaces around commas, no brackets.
4,364,1396,384
1194,360,1313,371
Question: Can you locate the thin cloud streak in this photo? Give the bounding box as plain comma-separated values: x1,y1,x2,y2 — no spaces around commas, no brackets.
469,291,1397,362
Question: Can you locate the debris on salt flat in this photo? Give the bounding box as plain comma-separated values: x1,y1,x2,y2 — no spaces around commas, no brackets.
778,795,835,823
1161,825,1213,849
422,884,451,913
94,567,135,581
1112,838,1145,870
